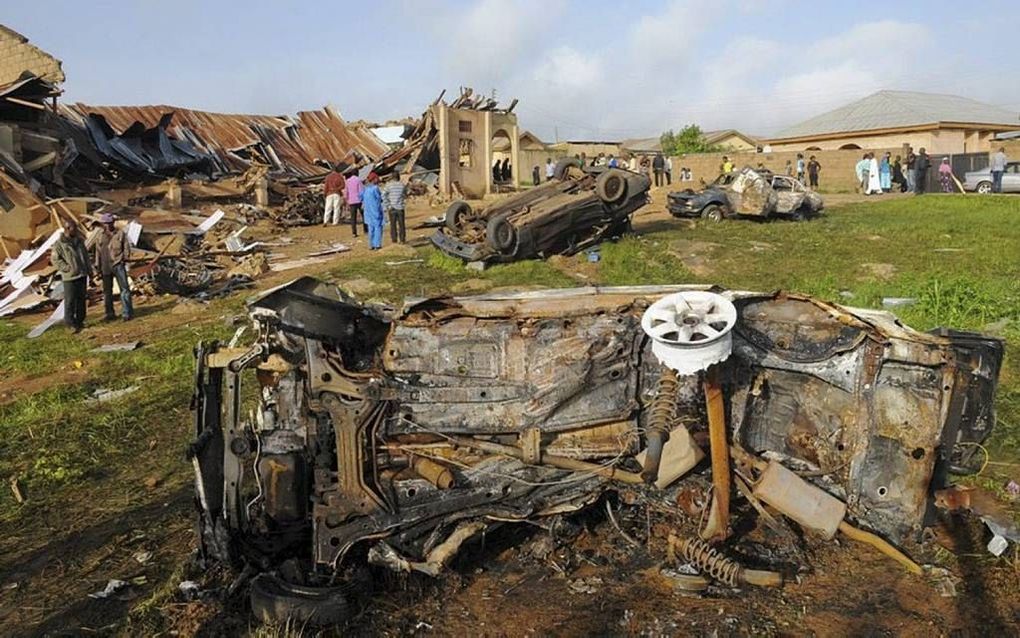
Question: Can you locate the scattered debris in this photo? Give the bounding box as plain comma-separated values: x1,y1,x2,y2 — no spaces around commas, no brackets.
935,485,1020,556
568,577,604,595
87,385,140,404
882,296,917,308
89,579,129,599
178,580,200,601
91,341,141,353
9,477,25,504
133,550,153,565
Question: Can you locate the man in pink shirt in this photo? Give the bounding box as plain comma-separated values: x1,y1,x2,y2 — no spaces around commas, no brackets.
345,170,365,237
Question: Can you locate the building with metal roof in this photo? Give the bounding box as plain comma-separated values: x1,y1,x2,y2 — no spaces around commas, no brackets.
767,90,1020,154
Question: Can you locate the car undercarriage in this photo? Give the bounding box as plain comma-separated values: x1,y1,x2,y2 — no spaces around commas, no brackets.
189,277,1003,624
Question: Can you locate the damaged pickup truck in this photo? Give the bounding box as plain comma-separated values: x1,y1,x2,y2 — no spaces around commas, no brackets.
190,277,1002,624
431,161,650,263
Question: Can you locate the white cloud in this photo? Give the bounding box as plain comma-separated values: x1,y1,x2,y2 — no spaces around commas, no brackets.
629,0,725,69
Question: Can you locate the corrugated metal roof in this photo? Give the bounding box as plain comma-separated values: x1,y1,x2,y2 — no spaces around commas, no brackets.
773,91,1020,140
62,103,389,178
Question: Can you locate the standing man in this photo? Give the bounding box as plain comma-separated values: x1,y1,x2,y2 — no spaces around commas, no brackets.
545,158,555,181
532,165,540,186
50,220,91,333
795,153,806,182
323,164,345,226
383,172,407,245
95,213,134,321
665,156,673,185
607,154,618,168
345,169,365,237
721,156,734,173
652,153,665,187
905,146,917,193
914,148,930,195
362,173,385,251
990,146,1007,193
807,155,821,189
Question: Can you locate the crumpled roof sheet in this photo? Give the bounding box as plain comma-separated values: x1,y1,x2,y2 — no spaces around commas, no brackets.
61,103,389,179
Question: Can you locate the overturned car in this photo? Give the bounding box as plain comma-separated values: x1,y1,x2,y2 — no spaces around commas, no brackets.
190,278,1002,623
668,167,823,222
431,161,651,263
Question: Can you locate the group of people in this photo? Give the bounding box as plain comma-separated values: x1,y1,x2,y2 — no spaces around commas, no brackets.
323,165,407,249
537,152,694,187
854,147,945,195
50,214,134,333
492,158,512,184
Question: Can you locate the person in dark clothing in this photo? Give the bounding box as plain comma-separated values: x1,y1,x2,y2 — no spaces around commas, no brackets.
50,220,91,333
532,165,540,186
652,153,665,187
501,158,511,183
95,213,134,321
891,155,906,192
807,155,821,188
914,148,930,195
492,159,502,184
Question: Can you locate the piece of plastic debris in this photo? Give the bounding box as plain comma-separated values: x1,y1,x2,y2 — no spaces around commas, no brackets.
987,534,1009,557
881,297,917,308
86,386,140,404
178,580,200,600
133,550,153,564
91,341,142,353
923,565,958,598
1005,480,1020,498
567,576,603,594
89,579,129,599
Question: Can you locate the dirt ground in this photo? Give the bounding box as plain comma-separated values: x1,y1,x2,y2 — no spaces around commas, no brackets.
0,184,1016,637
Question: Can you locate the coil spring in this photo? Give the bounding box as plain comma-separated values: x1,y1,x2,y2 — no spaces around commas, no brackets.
678,537,742,587
648,367,680,435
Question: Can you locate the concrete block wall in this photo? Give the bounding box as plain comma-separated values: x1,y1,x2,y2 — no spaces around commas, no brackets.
0,26,65,85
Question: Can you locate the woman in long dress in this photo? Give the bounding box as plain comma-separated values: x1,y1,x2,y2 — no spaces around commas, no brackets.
938,158,954,193
867,153,883,194
879,152,892,191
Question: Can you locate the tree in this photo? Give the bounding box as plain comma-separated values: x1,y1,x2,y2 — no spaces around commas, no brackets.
660,124,726,155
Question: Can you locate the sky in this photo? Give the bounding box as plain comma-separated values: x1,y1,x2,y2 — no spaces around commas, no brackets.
5,0,1019,141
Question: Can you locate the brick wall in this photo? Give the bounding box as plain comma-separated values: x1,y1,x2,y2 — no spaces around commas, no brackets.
0,25,65,85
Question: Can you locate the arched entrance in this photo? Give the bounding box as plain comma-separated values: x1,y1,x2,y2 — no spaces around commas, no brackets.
491,129,513,187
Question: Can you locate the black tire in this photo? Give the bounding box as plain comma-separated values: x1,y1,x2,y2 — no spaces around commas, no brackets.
553,158,581,180
701,204,725,222
788,206,807,222
486,214,517,253
976,181,992,194
444,201,473,231
595,169,628,204
250,573,351,627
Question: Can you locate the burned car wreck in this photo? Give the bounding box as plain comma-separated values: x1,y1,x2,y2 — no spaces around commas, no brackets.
190,277,1002,624
431,161,651,263
668,167,824,222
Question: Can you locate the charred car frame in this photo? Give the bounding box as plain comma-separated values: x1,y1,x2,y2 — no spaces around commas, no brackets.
190,277,1002,622
668,167,824,222
431,161,651,263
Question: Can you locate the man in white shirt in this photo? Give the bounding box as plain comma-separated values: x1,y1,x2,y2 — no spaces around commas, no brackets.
545,158,555,181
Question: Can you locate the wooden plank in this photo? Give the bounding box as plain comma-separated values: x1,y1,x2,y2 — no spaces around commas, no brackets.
21,151,56,172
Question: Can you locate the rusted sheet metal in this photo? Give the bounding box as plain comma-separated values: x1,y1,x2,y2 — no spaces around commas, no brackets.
62,103,388,179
